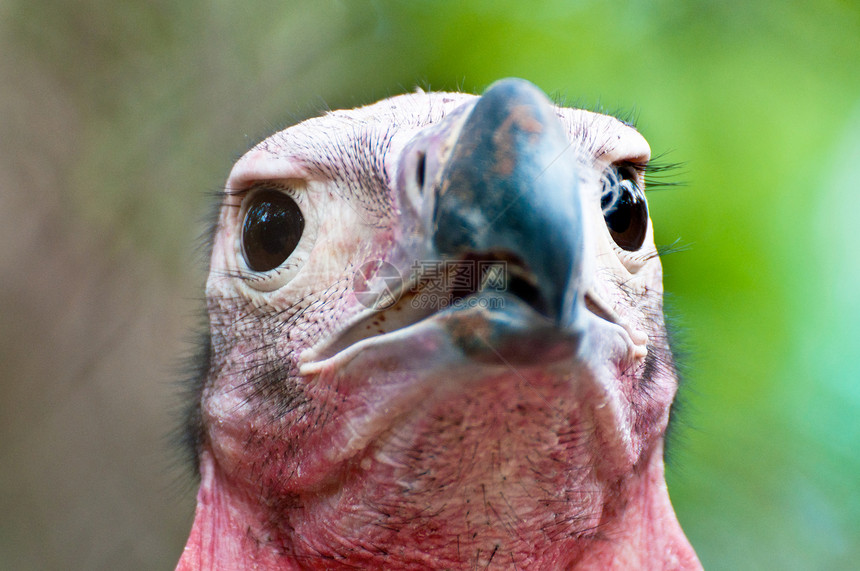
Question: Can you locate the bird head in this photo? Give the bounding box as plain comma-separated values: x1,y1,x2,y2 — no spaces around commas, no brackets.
178,79,700,569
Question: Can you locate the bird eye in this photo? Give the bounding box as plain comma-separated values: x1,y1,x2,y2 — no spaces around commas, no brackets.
241,188,305,272
601,165,648,251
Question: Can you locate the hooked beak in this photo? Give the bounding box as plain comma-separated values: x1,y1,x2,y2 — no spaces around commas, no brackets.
304,78,597,368
426,77,585,329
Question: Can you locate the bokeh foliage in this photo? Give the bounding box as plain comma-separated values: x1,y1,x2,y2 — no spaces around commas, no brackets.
1,0,857,569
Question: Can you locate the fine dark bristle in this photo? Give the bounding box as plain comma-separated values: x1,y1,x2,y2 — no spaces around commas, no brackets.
174,328,212,477
657,238,692,258
549,92,641,129
607,106,640,129
169,189,222,478
661,296,696,469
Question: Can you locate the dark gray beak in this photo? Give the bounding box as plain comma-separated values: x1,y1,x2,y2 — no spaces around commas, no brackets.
428,78,585,329
309,79,591,367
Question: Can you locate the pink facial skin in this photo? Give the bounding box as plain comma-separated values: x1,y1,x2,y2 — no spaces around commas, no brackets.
177,81,701,570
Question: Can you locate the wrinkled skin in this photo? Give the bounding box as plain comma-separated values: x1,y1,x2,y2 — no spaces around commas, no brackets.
178,79,701,570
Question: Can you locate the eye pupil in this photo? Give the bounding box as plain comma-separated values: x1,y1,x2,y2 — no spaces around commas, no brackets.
242,189,304,272
602,171,648,251
604,190,634,234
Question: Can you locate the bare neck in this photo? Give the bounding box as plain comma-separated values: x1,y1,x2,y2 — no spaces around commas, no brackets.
177,443,700,570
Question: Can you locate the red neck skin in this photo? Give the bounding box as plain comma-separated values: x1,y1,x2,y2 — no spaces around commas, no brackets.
176,441,700,570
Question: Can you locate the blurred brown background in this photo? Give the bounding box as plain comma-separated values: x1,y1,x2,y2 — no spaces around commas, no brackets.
2,1,858,569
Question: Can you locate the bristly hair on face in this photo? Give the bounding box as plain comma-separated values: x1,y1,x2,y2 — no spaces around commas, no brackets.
660,295,695,470
170,190,224,481
175,328,212,479
548,93,639,128
621,148,691,464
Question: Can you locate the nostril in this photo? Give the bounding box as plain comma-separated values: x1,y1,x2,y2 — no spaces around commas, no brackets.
505,273,547,317
416,151,426,192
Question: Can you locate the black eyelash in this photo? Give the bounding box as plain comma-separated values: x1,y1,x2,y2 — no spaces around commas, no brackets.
639,152,686,191
632,154,689,260
213,262,301,285
223,185,245,198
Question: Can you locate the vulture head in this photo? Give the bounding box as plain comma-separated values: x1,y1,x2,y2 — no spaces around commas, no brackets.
178,78,701,569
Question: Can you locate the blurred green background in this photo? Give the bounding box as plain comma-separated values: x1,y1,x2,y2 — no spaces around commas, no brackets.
1,1,857,569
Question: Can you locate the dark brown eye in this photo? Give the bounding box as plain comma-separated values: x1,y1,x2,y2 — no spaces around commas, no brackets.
601,166,648,251
241,189,304,272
